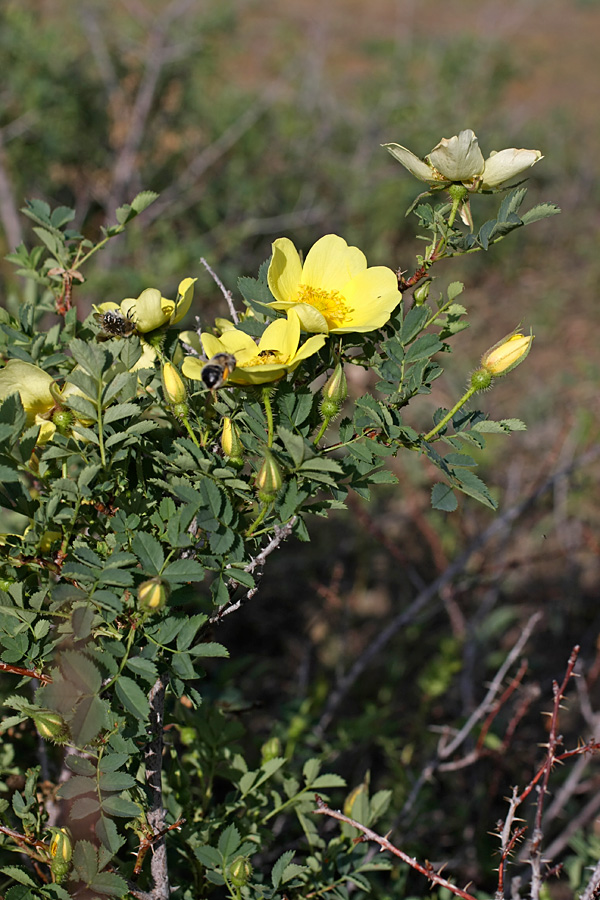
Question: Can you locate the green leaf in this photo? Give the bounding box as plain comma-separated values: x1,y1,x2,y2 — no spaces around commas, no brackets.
272,850,295,889
131,532,164,575
57,775,96,799
88,871,129,897
311,773,346,788
452,468,497,509
400,306,429,345
72,839,98,882
303,758,321,784
69,339,107,378
131,191,159,213
447,281,464,301
65,756,96,776
125,657,158,684
176,614,208,651
70,797,101,820
96,815,125,854
59,650,102,695
189,642,229,658
404,333,443,363
218,824,241,858
5,887,37,900
161,559,205,584
115,676,150,721
520,202,561,225
102,402,139,425
100,795,140,818
431,483,458,512
97,753,130,773
70,695,107,745
0,866,37,887
98,772,136,792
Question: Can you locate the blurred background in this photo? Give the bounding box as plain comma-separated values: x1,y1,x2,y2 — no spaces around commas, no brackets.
1,0,600,893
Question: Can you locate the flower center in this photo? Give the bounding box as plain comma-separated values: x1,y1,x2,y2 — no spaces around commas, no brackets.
297,283,352,329
244,348,285,367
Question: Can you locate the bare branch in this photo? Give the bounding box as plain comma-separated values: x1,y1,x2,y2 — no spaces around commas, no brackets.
200,257,239,325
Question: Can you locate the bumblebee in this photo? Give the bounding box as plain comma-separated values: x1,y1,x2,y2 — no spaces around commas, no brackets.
94,309,137,338
258,349,278,359
201,353,237,391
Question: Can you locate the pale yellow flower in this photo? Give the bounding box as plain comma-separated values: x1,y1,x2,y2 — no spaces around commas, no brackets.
96,277,196,334
266,234,402,334
481,332,534,376
181,310,326,385
384,129,542,191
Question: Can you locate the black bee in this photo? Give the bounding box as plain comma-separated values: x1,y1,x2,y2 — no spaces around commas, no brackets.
94,309,137,339
201,353,237,390
258,349,277,359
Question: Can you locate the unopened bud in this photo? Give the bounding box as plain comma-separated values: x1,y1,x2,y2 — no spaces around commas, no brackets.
481,332,533,377
255,452,283,503
137,577,171,613
228,856,253,888
52,409,73,434
49,827,73,880
413,280,431,306
162,362,187,405
320,363,347,419
221,418,243,462
32,710,69,744
260,736,282,764
470,368,493,392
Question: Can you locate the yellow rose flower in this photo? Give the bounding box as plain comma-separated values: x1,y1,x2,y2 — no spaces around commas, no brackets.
0,360,55,422
266,234,402,335
481,332,534,376
96,277,196,334
181,310,326,385
384,129,542,191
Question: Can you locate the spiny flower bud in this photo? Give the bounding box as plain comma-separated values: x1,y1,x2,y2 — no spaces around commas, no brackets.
481,332,533,377
137,577,171,613
32,710,69,744
162,362,187,405
49,827,73,880
320,363,347,419
52,408,73,435
470,368,493,392
260,736,282,764
221,418,243,462
255,452,283,503
228,856,253,888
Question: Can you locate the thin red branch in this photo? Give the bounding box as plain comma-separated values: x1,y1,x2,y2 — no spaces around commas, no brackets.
0,662,52,684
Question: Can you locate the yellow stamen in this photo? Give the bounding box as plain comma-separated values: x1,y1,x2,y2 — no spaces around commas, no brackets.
297,284,352,330
245,349,285,367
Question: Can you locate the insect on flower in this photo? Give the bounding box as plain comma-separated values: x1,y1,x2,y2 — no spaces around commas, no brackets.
201,353,237,391
94,309,137,339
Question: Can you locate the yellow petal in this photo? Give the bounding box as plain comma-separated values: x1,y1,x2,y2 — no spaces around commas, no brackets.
0,360,55,422
301,234,366,293
334,267,401,333
204,329,257,365
258,315,297,361
34,415,56,444
268,238,303,304
181,357,206,380
130,288,168,333
288,333,327,365
179,330,203,354
383,143,438,182
170,277,197,324
428,130,484,182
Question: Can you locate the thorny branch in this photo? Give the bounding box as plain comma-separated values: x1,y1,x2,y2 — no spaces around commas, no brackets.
313,796,479,900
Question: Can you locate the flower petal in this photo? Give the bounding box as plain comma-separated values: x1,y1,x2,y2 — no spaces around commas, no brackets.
333,267,401,333
203,329,257,365
179,330,203,354
301,234,366,293
481,148,543,188
288,333,327,365
169,277,197,324
0,360,55,422
383,143,438,182
268,301,329,334
258,315,297,361
181,357,206,380
130,288,168,333
268,237,303,304
428,129,484,182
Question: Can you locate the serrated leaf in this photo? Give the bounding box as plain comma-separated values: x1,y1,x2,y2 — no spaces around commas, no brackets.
70,695,107,745
95,815,125,854
65,755,96,776
218,823,241,858
125,656,158,683
131,532,164,575
161,558,205,583
0,866,37,886
97,753,130,773
5,886,37,900
303,758,321,784
57,775,96,799
88,871,129,897
60,650,102,695
102,402,139,425
98,771,136,792
272,850,295,888
310,773,346,788
115,676,150,721
520,202,561,225
72,839,98,882
194,845,221,868
176,614,208,651
431,483,458,512
452,468,497,509
100,794,140,817
189,642,229,658
405,333,443,363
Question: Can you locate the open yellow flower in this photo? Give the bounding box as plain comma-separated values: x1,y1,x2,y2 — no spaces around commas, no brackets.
181,310,326,385
96,277,196,334
384,130,542,191
0,360,57,443
266,234,402,334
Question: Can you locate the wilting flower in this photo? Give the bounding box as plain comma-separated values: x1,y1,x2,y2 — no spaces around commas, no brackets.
266,234,402,334
384,129,542,191
181,310,326,385
96,277,196,334
0,360,57,443
480,331,534,376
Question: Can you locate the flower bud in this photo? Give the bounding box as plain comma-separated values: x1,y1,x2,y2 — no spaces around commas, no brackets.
228,856,253,888
481,332,533,377
260,736,282,764
32,710,69,744
470,368,493,392
137,577,171,613
413,280,431,306
320,363,347,419
52,408,73,435
49,827,73,880
221,418,243,462
255,452,283,503
162,362,187,405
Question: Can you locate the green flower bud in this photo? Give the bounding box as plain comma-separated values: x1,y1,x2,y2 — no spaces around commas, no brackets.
179,726,197,746
322,363,347,405
137,577,171,613
260,736,282,764
172,401,190,419
32,710,69,744
228,856,253,888
413,280,431,306
255,452,283,503
470,368,493,392
52,408,73,434
162,362,187,405
221,418,243,460
49,827,73,879
447,182,470,202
